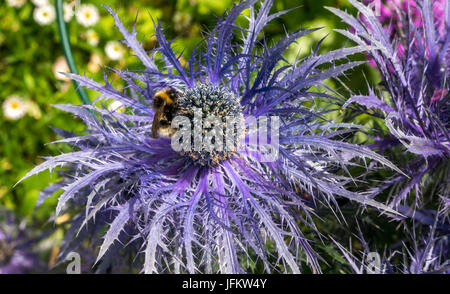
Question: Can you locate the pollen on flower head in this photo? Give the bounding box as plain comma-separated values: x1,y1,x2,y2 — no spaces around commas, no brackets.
76,4,99,27
2,95,27,120
33,5,55,26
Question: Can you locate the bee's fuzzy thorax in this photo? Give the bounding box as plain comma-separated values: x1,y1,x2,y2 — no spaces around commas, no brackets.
154,89,175,106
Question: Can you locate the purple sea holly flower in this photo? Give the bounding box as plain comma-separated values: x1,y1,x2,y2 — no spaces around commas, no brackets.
329,0,449,211
20,0,402,273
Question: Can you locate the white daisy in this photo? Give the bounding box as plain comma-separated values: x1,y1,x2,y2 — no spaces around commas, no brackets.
2,96,27,120
76,4,100,27
31,0,48,6
86,29,100,46
33,5,55,26
63,2,75,22
6,0,27,8
52,56,70,81
105,41,124,61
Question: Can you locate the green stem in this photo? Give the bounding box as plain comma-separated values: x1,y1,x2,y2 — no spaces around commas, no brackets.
55,0,90,105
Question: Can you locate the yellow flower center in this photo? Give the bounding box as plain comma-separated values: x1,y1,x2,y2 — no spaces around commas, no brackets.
85,12,91,19
11,102,19,109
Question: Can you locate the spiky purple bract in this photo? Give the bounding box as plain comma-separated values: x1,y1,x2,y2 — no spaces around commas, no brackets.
21,1,402,273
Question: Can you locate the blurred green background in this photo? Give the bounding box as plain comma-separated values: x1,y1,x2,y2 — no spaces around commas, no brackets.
1,0,383,271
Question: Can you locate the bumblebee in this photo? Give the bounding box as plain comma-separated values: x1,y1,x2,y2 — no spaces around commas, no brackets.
151,87,179,138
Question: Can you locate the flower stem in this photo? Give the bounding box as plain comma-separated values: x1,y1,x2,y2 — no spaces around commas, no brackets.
55,0,90,105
